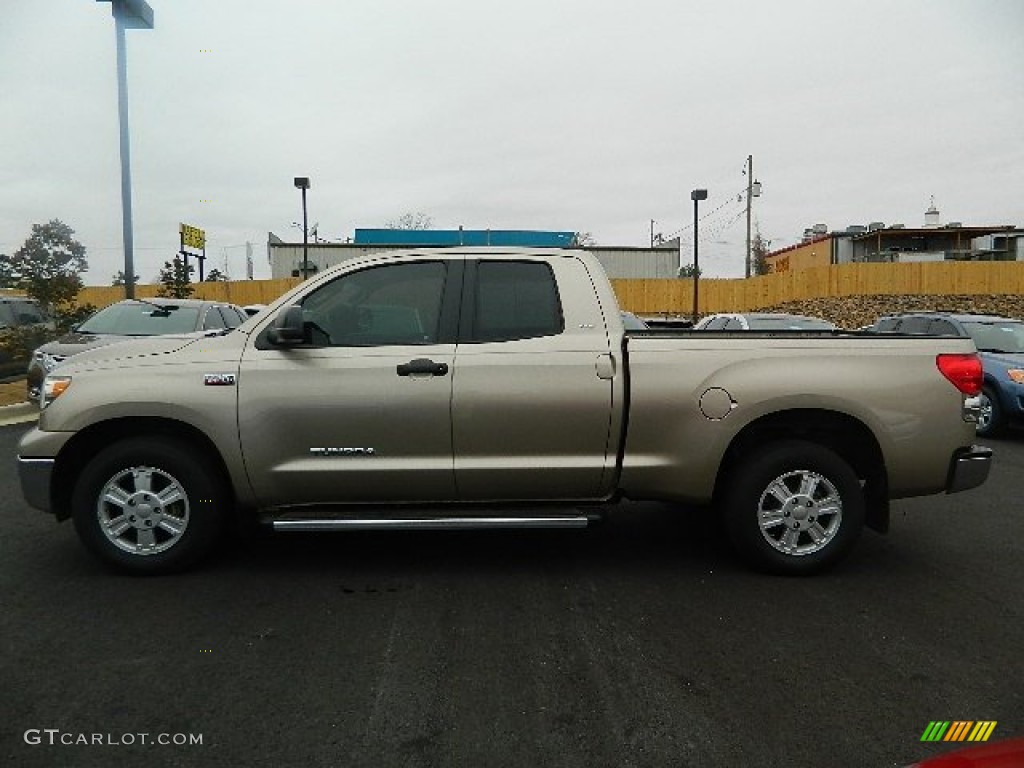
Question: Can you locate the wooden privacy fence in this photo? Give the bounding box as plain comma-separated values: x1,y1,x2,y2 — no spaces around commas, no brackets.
75,262,1024,315
611,262,1024,315
77,278,301,309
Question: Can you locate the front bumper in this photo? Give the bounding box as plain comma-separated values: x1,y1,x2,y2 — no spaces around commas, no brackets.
946,445,993,494
18,457,55,513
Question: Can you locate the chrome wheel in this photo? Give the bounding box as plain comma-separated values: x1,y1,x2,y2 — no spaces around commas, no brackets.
757,469,842,557
977,392,993,432
97,465,190,555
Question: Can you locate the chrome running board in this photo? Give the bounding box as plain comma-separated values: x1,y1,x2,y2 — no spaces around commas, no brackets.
272,516,591,532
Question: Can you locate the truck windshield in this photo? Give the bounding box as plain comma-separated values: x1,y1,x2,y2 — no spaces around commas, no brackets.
962,321,1024,354
78,303,201,335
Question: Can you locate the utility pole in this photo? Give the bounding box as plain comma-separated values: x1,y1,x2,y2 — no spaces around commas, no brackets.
744,155,762,278
745,154,753,278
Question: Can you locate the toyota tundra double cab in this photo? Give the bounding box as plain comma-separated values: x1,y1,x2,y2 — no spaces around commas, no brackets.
17,248,992,575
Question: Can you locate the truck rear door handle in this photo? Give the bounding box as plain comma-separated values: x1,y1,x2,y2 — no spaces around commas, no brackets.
396,358,449,377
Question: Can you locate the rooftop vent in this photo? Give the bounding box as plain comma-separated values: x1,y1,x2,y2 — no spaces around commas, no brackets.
868,222,885,231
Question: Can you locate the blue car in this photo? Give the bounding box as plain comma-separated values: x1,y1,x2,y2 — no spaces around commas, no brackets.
869,312,1024,437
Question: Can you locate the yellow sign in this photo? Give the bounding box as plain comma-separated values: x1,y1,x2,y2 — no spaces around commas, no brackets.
180,223,206,249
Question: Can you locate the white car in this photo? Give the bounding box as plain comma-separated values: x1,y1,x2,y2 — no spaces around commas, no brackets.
694,312,836,331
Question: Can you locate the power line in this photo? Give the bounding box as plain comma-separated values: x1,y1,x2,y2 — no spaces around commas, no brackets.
663,186,747,241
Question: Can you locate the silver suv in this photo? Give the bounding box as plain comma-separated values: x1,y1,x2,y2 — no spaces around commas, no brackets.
27,298,249,400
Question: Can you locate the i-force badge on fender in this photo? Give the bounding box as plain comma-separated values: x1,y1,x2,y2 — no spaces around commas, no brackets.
203,373,237,386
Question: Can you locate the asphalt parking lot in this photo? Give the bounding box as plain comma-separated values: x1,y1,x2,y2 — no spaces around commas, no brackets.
1,422,1021,768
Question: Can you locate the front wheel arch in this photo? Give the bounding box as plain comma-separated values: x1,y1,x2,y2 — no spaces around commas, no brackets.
70,436,230,573
53,417,234,521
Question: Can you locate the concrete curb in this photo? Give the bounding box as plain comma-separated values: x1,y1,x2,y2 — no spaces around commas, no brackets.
0,401,38,426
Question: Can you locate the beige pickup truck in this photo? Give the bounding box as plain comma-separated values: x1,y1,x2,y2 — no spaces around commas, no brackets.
17,248,992,575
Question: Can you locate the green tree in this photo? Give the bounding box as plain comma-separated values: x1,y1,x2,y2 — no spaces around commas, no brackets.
157,256,195,298
677,263,702,278
111,270,140,287
572,231,596,247
204,268,227,282
751,225,772,276
0,219,88,317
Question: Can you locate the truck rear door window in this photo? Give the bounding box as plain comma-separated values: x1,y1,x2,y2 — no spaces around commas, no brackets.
473,261,563,342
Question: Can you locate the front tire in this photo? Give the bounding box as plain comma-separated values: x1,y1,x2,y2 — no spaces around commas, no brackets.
71,438,229,574
722,440,865,575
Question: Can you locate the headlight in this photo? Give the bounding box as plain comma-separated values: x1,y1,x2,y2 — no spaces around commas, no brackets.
40,375,72,410
1008,369,1024,385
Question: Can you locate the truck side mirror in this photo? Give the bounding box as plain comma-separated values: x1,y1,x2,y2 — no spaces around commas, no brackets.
267,305,306,346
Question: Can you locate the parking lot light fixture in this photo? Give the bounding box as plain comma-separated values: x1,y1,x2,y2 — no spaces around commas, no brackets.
294,177,311,279
691,188,708,324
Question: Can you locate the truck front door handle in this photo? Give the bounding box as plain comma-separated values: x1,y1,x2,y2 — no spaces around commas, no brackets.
396,358,449,377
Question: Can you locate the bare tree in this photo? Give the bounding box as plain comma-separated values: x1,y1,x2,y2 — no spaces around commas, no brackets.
386,212,433,230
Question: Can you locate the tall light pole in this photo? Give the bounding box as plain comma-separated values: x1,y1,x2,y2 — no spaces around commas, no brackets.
97,0,153,300
294,177,311,279
691,188,707,325
744,154,762,278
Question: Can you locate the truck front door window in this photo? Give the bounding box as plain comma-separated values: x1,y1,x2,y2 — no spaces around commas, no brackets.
238,259,456,506
302,261,446,346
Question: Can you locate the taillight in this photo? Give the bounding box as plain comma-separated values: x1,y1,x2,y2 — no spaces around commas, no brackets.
936,353,983,396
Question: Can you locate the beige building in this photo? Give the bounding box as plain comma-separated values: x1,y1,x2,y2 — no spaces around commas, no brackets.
766,222,1020,273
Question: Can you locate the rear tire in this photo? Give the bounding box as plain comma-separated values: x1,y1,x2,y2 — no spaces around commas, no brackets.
976,387,1004,438
722,440,865,575
71,437,229,574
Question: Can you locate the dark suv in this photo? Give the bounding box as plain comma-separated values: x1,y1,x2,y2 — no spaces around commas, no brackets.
0,296,55,332
0,297,56,378
867,312,1024,437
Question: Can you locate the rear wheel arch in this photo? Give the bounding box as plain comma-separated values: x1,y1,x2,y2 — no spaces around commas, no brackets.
976,386,1004,438
715,409,888,532
720,438,866,574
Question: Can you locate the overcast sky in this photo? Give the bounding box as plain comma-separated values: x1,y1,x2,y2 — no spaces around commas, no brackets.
2,0,1022,283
